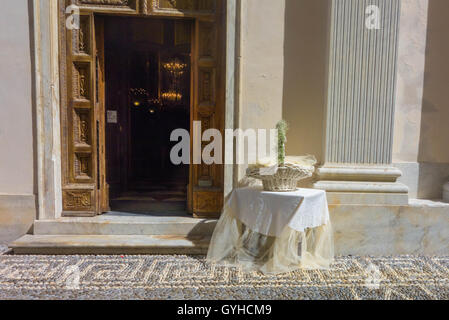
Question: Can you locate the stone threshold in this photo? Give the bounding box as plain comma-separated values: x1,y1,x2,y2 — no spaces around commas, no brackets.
9,234,210,255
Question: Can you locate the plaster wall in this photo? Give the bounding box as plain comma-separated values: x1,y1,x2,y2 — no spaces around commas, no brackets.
0,0,34,195
237,0,329,182
393,0,428,164
237,0,286,179
0,0,36,244
419,0,449,165
238,0,285,130
282,0,329,164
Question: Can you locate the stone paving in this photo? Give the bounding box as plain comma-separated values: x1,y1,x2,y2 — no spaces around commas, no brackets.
0,248,447,300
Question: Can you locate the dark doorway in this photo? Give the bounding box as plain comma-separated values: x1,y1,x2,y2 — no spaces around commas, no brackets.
104,16,191,214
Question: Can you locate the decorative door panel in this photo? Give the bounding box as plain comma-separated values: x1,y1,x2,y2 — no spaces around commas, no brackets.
72,0,139,14
191,1,224,218
95,17,109,213
147,0,216,17
62,12,97,216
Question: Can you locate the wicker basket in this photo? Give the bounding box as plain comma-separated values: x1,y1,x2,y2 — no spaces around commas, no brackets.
246,164,315,192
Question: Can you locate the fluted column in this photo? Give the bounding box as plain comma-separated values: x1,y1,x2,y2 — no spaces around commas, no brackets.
314,0,409,204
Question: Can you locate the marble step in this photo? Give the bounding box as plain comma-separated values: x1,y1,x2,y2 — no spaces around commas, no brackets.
9,234,210,255
34,213,217,237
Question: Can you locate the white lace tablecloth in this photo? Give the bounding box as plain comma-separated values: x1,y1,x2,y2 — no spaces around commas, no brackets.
228,187,330,237
207,187,334,274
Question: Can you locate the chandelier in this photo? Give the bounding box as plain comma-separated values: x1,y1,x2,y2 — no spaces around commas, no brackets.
128,57,188,113
161,58,187,105
129,88,161,115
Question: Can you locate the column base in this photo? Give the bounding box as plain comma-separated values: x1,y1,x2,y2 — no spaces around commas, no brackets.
313,165,409,205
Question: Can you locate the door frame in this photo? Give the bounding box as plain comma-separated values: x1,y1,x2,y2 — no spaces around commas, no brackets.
33,0,237,221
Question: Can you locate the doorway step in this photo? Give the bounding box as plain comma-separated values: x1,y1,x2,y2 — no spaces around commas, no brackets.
9,213,217,255
110,190,187,213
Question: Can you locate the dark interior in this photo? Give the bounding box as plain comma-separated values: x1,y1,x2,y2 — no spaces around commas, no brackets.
103,16,191,213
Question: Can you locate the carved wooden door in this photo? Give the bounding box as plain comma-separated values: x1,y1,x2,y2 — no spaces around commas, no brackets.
189,1,225,218
62,12,108,216
95,17,109,213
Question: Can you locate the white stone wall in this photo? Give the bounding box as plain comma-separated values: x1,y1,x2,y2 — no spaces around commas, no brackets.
393,0,449,199
0,0,36,243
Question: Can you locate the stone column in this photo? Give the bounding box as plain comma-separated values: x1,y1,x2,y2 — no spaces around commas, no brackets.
314,0,409,205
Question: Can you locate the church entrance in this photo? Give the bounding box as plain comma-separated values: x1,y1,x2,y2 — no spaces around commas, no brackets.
103,17,191,214
59,1,225,218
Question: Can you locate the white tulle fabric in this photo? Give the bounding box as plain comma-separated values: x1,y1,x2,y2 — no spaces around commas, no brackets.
207,187,334,274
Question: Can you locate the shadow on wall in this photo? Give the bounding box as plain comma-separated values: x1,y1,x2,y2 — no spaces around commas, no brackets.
418,0,449,198
282,0,330,165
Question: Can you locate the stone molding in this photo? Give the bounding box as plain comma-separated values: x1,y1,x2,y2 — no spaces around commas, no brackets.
315,181,409,194
315,164,409,204
316,165,403,182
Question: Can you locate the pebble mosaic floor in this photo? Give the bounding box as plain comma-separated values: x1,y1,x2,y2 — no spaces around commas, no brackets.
0,246,447,300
